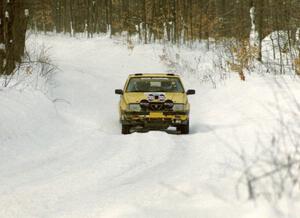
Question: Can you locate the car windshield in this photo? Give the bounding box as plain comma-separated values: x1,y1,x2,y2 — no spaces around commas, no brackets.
126,77,184,93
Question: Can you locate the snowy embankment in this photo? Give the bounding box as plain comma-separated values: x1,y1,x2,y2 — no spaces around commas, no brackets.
0,34,300,218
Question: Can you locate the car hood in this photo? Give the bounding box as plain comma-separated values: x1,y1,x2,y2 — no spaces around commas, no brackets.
124,92,187,104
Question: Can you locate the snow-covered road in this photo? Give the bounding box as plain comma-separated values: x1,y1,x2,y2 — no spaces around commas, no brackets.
1,34,300,218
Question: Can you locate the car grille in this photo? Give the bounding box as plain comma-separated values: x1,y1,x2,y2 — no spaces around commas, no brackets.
149,102,164,111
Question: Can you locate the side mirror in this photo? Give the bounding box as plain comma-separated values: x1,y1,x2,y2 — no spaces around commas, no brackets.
115,89,124,95
186,89,195,95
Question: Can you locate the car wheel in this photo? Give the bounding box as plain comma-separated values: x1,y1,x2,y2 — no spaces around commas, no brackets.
177,121,189,134
122,124,131,135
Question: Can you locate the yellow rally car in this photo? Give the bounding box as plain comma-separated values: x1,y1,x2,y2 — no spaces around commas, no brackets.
115,73,195,134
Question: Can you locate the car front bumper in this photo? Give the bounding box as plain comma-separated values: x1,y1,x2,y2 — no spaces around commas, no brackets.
121,111,189,127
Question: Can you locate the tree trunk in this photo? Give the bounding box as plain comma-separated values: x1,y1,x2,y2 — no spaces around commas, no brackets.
4,0,15,74
0,0,5,75
257,0,264,62
142,0,147,44
0,0,28,75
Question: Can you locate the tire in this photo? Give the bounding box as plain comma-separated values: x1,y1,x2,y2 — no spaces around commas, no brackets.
177,121,189,134
122,124,131,135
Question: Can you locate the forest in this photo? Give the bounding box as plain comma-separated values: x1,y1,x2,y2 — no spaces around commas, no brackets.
1,0,300,75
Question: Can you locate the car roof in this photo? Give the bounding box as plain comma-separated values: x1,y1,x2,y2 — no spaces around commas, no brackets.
128,73,180,78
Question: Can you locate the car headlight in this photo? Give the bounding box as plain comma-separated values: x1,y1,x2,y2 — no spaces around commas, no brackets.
128,104,141,112
173,104,185,111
